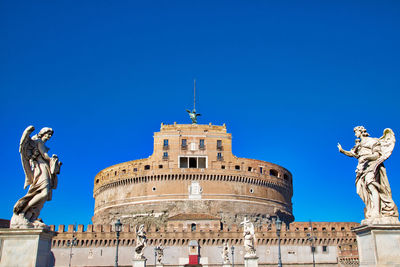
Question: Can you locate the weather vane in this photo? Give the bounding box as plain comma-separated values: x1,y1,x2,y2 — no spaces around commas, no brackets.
186,79,201,124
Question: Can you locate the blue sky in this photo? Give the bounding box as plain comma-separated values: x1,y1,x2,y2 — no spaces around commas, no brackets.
1,1,400,227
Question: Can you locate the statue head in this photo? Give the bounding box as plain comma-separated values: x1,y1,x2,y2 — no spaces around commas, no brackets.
37,127,54,142
354,126,369,138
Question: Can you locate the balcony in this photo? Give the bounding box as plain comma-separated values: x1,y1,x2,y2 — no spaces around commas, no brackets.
162,155,169,161
199,144,206,150
217,156,224,161
163,145,169,150
181,144,187,150
217,145,223,151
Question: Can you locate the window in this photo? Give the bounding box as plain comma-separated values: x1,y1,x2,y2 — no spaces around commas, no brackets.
180,157,207,168
260,167,263,174
96,179,99,184
199,139,205,149
180,157,188,168
284,174,289,181
144,165,150,170
217,153,223,160
152,187,156,191
163,152,168,159
191,223,196,232
181,139,187,149
250,188,254,193
133,168,137,172
322,246,328,253
248,167,252,172
235,165,240,170
270,169,278,177
189,157,197,168
163,139,169,149
158,165,163,169
221,165,225,169
198,157,206,168
217,140,222,150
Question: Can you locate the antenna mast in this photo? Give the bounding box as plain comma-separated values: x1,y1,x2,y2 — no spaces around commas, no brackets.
193,79,196,111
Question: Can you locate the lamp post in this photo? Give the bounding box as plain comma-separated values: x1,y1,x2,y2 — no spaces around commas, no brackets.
115,219,122,267
154,246,160,266
275,217,282,267
67,235,77,267
231,246,235,267
307,220,316,267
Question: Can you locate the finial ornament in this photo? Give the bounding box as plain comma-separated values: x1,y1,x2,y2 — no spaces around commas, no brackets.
338,126,399,225
10,125,62,229
186,79,201,124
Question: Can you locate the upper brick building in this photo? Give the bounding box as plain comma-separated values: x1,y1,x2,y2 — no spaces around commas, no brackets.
93,123,294,226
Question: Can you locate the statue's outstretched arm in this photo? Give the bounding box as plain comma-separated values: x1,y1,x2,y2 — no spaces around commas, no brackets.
338,143,356,157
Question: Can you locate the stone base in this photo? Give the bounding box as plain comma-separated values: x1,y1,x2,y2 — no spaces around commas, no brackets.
244,257,258,267
0,228,55,267
133,258,147,267
223,264,231,267
353,224,400,267
156,264,164,267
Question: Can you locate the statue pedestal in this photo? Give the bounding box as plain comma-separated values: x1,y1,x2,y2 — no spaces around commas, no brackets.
244,257,258,267
156,264,164,267
133,258,147,267
0,228,55,267
353,224,400,267
223,264,231,267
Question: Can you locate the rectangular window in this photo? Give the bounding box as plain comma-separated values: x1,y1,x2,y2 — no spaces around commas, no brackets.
180,157,188,168
198,157,206,168
217,140,222,150
163,152,168,158
322,246,328,253
217,153,222,160
189,157,197,168
199,139,205,149
182,139,187,147
260,167,263,174
163,139,168,146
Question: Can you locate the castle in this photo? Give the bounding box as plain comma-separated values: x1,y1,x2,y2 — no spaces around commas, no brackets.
49,122,359,266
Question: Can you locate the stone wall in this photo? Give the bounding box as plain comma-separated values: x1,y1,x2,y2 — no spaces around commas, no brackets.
50,222,359,267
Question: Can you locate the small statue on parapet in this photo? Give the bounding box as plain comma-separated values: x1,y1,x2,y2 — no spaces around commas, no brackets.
10,126,62,229
156,243,164,265
221,242,231,264
338,126,399,225
134,224,147,259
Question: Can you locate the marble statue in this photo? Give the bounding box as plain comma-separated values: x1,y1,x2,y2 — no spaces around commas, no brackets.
156,243,164,264
241,217,256,258
221,242,230,264
134,224,147,259
338,126,399,225
10,126,62,229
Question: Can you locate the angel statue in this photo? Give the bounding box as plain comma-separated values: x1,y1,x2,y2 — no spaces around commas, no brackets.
186,109,201,124
338,126,399,225
10,126,62,229
156,243,164,265
134,224,147,259
241,217,257,258
221,242,231,264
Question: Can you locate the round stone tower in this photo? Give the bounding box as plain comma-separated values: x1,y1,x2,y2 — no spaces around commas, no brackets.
92,123,294,226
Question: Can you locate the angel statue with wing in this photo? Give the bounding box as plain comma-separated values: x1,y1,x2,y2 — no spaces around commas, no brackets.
241,217,257,258
10,126,62,229
134,224,147,259
338,126,399,225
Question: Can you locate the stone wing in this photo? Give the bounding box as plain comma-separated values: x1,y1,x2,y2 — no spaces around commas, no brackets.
379,128,396,163
19,125,36,189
